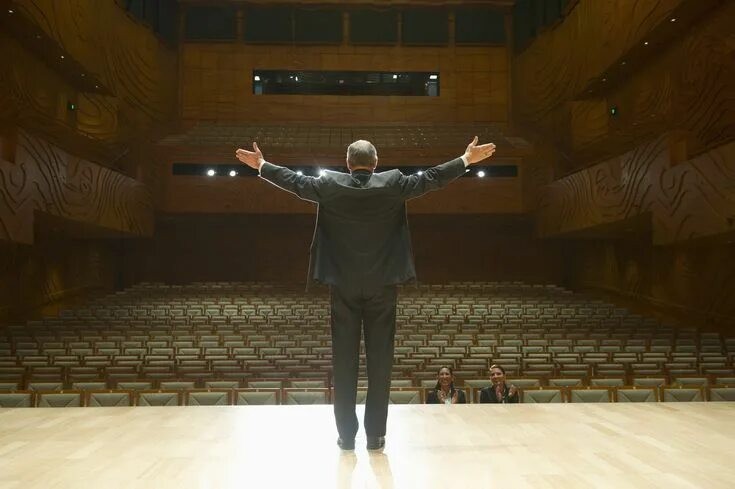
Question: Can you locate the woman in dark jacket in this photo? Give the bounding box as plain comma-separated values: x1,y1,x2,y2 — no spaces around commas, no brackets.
426,366,467,404
479,364,519,403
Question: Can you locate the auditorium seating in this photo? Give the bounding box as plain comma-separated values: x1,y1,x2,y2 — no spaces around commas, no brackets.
158,123,526,152
1,281,733,407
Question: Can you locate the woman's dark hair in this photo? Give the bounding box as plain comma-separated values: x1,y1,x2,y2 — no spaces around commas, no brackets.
489,364,506,375
434,365,456,392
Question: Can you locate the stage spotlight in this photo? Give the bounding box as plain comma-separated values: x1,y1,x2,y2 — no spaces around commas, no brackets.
644,41,649,46
8,9,14,14
392,74,398,80
229,170,237,177
319,169,327,177
60,55,65,60
429,74,438,80
296,171,303,176
417,170,423,175
465,169,470,173
254,75,260,81
477,170,486,178
206,169,216,177
670,18,676,22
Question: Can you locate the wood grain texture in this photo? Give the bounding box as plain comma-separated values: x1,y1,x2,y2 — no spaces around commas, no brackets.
0,131,153,244
565,238,735,333
159,175,522,215
537,135,735,245
181,44,508,124
0,404,734,488
515,0,683,126
514,0,735,173
15,0,177,133
0,238,118,322
131,214,559,286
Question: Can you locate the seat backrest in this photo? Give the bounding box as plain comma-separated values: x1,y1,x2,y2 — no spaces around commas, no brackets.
160,381,197,390
205,380,240,389
388,389,422,404
116,381,154,391
283,388,329,405
288,379,327,388
36,391,83,408
72,382,108,391
137,390,181,406
186,389,232,406
589,377,626,387
662,387,703,402
27,382,64,392
615,387,658,402
569,388,612,403
632,377,667,387
707,386,735,402
234,388,281,405
0,391,34,407
87,390,134,407
548,378,583,387
521,388,563,403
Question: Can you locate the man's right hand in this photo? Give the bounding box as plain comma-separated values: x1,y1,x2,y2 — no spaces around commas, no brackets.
235,142,265,171
463,136,496,165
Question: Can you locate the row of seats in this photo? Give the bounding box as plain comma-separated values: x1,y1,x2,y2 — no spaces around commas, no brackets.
3,374,735,392
158,123,519,150
2,282,733,394
2,385,734,408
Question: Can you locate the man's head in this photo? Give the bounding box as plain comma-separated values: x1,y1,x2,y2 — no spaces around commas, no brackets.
346,140,378,172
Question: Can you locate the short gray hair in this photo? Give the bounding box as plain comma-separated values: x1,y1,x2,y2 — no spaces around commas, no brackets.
346,140,377,168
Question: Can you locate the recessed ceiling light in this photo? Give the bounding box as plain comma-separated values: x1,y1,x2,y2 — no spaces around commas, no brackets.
477,170,486,178
229,170,237,177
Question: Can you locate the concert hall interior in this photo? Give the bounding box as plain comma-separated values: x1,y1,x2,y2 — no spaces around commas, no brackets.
1,0,734,487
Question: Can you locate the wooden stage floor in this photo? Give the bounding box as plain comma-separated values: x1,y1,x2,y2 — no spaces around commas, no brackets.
1,403,734,488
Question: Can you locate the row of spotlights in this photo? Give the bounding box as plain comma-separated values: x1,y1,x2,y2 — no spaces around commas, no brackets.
205,168,486,178
206,169,238,177
254,74,438,82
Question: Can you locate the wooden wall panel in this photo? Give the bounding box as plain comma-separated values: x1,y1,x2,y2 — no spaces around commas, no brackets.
129,214,561,285
0,131,154,245
15,0,177,133
565,239,735,333
514,0,683,128
514,0,734,174
159,175,523,215
538,135,735,245
0,238,120,322
181,44,509,124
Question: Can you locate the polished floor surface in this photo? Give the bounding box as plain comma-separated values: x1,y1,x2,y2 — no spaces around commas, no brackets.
1,403,734,488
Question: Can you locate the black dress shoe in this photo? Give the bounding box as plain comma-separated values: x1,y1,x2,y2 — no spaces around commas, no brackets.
366,436,385,451
337,437,355,450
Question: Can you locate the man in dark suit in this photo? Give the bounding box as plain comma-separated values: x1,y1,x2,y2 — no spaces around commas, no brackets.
235,137,496,450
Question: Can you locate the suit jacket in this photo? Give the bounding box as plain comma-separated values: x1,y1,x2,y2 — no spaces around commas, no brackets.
479,384,519,404
259,158,466,289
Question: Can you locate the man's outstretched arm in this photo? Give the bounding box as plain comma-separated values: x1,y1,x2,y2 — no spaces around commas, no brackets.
398,136,496,200
235,142,322,203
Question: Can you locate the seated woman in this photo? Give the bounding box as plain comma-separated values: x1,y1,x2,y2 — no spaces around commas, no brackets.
426,366,467,404
479,364,519,403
